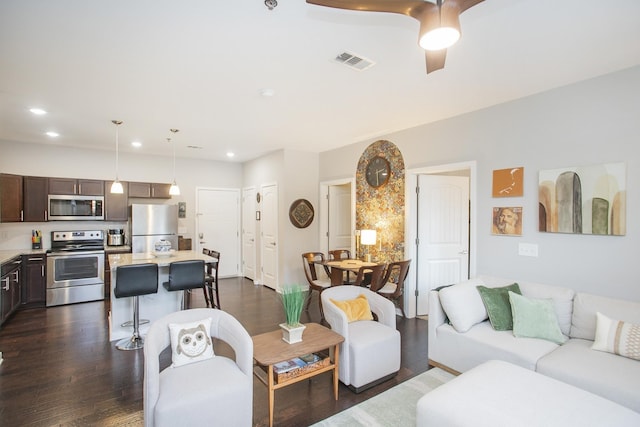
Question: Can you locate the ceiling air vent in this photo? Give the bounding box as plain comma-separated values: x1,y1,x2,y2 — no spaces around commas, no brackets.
334,51,375,71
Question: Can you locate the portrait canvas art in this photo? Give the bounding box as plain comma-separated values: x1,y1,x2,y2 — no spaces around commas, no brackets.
538,162,626,235
492,207,523,236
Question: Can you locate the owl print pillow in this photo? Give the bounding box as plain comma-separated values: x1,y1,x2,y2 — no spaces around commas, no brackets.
168,318,215,368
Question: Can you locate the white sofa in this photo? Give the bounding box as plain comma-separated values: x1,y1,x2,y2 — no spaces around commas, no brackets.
428,275,640,413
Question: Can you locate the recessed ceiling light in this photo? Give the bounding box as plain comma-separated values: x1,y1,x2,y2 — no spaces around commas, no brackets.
45,131,59,137
260,89,275,97
226,152,235,158
131,141,142,148
30,108,47,115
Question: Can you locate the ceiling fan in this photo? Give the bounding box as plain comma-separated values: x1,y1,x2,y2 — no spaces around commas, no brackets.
306,0,484,73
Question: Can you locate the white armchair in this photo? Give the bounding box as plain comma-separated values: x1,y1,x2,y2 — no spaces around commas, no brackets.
143,308,253,427
321,286,401,392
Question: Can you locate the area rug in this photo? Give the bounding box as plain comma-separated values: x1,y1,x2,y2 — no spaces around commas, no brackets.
311,367,455,427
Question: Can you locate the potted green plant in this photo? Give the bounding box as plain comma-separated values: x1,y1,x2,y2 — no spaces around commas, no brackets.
279,284,308,344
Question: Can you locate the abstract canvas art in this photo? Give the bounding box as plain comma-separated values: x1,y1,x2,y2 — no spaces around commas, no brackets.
538,163,626,235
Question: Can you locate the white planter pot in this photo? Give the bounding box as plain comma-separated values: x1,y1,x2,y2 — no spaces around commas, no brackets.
279,323,306,344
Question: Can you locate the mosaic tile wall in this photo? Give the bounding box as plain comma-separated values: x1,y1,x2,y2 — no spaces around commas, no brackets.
356,140,405,263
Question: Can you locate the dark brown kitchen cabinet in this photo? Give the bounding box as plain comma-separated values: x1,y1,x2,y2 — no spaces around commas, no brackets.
1,256,22,325
23,176,48,222
48,178,104,196
128,182,172,199
0,174,23,222
104,180,129,221
104,249,130,299
22,254,46,307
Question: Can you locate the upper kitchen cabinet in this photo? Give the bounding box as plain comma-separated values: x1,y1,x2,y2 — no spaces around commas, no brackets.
48,178,104,196
0,174,23,222
23,176,48,222
128,182,172,199
104,180,129,221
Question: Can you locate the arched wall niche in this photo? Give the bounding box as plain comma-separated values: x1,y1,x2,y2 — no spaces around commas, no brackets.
355,140,405,263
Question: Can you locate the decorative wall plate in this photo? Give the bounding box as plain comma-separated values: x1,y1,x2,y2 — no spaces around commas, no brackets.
289,199,314,228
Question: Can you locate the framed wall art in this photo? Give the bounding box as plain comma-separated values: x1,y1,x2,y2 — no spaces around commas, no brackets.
492,167,524,197
492,206,523,236
538,162,626,235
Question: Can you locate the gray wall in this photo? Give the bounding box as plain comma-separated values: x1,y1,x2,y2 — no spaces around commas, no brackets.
320,66,640,301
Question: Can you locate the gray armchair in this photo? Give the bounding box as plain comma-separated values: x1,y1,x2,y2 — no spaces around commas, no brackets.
321,285,401,393
143,308,253,427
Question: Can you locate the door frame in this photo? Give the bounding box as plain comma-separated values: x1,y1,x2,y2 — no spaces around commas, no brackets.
319,178,356,255
404,160,477,318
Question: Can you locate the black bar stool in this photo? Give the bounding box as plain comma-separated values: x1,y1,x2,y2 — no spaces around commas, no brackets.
114,263,159,351
163,260,206,309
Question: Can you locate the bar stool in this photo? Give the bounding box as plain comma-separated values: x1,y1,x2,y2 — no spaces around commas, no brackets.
163,260,206,309
114,263,159,351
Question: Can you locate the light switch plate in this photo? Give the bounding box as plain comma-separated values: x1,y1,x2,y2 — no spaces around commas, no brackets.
518,243,539,257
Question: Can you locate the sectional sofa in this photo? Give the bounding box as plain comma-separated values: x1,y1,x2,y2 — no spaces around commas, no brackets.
427,275,640,413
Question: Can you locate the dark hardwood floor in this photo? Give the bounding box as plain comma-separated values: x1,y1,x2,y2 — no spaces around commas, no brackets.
0,278,430,426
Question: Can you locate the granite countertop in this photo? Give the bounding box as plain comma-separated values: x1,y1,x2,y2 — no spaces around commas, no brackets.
108,250,213,269
105,245,131,253
0,249,47,265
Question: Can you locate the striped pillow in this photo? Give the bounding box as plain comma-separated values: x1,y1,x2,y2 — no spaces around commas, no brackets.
591,312,640,361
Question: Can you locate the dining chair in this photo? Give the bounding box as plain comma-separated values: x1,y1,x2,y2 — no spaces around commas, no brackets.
352,263,386,290
301,252,332,320
202,248,221,309
328,249,354,284
376,259,411,317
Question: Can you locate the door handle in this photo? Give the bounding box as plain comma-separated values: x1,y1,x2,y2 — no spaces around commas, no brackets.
458,250,469,255
271,242,276,246
1,277,9,291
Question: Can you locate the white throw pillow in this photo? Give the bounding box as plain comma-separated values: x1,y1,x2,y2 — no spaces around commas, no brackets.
592,312,640,361
169,317,215,368
438,278,487,332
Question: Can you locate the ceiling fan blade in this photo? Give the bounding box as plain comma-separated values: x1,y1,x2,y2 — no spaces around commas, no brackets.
426,49,447,74
459,0,484,14
306,0,429,18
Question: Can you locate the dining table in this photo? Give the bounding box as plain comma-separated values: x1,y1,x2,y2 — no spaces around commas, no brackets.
320,259,380,286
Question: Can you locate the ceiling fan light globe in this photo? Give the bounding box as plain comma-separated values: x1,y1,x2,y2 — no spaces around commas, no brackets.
110,180,124,194
420,27,460,51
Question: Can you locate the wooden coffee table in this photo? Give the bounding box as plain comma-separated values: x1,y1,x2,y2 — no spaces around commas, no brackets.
252,323,344,427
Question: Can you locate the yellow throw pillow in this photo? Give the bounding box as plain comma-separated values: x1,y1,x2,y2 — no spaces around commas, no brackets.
330,294,374,322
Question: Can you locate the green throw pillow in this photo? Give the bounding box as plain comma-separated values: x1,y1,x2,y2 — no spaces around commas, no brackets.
476,283,521,331
509,291,567,344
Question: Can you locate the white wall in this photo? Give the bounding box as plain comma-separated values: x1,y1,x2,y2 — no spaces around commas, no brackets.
242,149,320,289
320,66,640,302
0,141,243,250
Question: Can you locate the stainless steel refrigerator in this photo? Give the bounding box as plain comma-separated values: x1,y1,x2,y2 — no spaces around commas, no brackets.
130,204,178,253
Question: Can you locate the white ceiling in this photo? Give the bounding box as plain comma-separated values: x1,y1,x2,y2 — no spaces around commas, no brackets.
1,0,640,163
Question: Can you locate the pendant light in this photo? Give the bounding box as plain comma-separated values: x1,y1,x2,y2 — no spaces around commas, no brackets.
168,128,180,196
110,120,124,194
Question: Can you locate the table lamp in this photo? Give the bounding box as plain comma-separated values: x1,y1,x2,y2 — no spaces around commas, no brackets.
360,229,377,262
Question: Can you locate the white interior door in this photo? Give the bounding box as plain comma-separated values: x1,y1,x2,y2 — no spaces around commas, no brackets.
196,188,241,278
416,175,469,314
328,183,352,252
242,187,257,282
260,184,278,290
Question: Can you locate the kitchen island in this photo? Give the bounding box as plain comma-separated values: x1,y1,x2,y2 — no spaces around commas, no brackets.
108,250,214,342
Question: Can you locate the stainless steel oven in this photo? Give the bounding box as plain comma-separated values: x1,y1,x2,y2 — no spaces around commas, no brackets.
46,230,105,307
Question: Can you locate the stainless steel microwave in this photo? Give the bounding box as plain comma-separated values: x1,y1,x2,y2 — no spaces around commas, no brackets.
48,195,104,220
